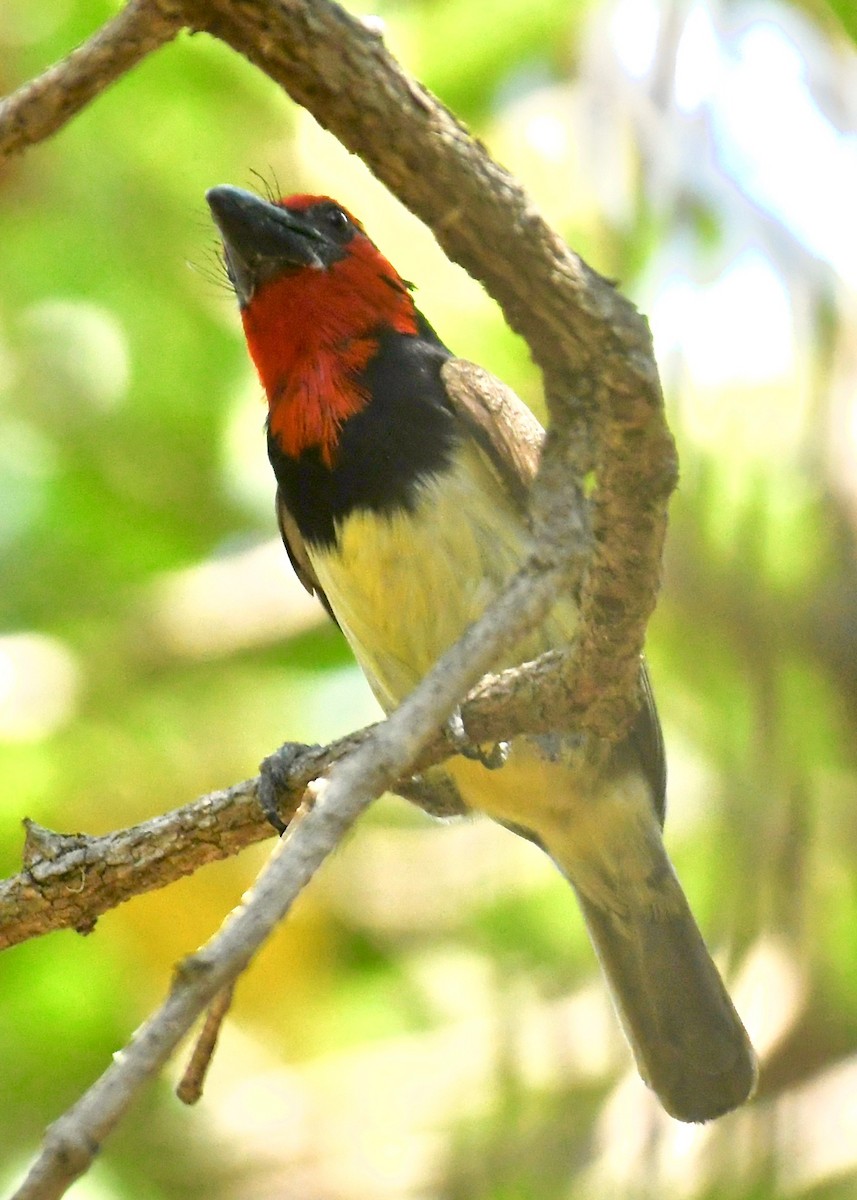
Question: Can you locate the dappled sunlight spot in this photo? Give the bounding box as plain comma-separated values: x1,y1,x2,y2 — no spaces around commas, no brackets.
713,17,857,286
588,1068,767,1198
609,0,857,288
20,299,130,411
0,632,80,742
829,329,857,518
222,377,281,517
324,819,551,933
848,388,857,464
597,1076,701,1190
674,3,722,114
731,934,806,1060
657,723,721,838
405,946,498,1023
214,1045,443,1199
777,1054,857,1194
320,1127,441,1200
528,979,620,1083
584,941,808,1196
145,538,323,659
651,249,796,396
585,939,809,1195
402,953,621,1084
610,0,660,81
0,417,58,547
207,1034,311,1162
492,84,607,232
206,979,621,1198
523,109,571,164
207,1021,492,1197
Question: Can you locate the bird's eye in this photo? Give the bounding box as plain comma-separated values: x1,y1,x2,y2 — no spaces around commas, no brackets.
323,206,349,232
310,202,355,247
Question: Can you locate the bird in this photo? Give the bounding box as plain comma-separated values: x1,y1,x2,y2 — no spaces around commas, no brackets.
206,183,757,1123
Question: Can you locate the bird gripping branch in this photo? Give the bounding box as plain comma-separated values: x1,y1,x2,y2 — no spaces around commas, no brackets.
207,184,757,1123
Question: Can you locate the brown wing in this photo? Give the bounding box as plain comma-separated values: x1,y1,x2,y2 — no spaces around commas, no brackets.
275,488,338,624
274,358,540,612
443,359,666,821
628,664,667,825
440,358,545,511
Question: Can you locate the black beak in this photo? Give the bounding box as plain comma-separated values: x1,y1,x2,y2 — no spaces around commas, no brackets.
206,185,335,306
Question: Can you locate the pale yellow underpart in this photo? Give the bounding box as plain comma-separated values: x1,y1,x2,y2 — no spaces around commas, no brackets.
309,441,575,700
309,440,671,918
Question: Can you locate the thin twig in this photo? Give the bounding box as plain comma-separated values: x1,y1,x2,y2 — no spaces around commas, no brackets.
11,554,572,1200
0,0,183,160
176,982,236,1105
0,647,580,953
186,0,677,735
2,1,678,1193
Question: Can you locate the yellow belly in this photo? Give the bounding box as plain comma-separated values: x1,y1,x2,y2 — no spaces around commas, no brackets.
307,440,664,915
308,439,578,711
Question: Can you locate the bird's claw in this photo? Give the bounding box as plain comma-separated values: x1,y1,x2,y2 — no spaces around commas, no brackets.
258,742,318,835
445,707,510,770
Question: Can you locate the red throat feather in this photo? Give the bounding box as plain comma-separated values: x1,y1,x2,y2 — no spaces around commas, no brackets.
240,198,418,466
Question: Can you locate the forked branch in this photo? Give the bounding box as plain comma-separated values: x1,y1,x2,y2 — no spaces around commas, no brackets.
1,1,676,1195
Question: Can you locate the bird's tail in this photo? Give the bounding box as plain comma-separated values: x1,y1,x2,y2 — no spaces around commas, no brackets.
569,850,757,1122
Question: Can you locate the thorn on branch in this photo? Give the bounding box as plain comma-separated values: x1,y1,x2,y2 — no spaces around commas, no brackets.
22,820,91,868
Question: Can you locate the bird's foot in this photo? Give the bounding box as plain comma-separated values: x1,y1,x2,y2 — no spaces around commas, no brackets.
445,707,509,770
258,742,318,835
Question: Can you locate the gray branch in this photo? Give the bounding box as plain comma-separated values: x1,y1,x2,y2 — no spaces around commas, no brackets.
1,0,677,1194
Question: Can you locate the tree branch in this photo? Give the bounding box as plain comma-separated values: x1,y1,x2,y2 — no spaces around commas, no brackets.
2,0,678,1193
183,0,677,733
0,0,676,728
1,645,580,952
12,545,573,1199
0,0,184,160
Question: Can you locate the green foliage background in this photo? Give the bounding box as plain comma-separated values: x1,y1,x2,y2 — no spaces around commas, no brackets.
2,0,857,1197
